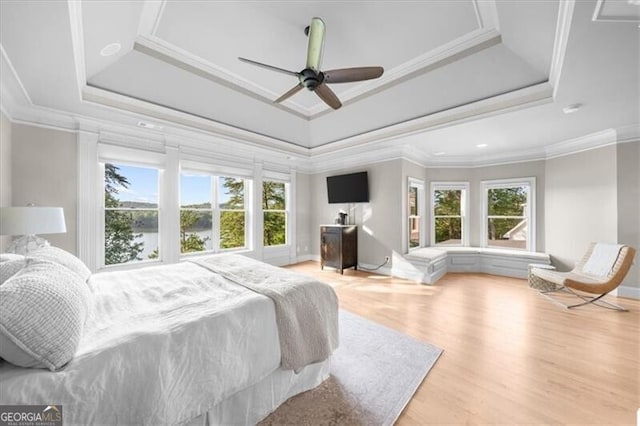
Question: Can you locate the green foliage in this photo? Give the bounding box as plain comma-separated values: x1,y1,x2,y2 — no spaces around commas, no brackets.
104,164,144,265
434,190,462,244
180,210,210,253
263,181,286,246
487,187,527,240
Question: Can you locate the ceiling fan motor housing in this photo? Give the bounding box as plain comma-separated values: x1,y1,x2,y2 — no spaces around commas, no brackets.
299,68,323,90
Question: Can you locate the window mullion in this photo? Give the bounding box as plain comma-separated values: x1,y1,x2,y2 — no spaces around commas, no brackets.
212,176,220,251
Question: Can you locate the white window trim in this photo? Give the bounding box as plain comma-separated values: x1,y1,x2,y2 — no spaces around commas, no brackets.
407,177,426,252
430,181,470,247
262,178,290,250
480,177,536,251
178,172,251,255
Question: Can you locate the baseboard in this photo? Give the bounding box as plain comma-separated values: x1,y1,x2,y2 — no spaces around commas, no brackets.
294,254,319,264
616,285,640,300
358,263,393,277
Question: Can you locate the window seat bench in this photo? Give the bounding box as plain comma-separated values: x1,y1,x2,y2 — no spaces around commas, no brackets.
398,246,551,284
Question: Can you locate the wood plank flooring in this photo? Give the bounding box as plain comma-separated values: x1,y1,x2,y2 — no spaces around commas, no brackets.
286,262,640,425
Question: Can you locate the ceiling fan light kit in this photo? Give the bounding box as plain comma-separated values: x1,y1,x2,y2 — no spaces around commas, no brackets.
238,17,384,110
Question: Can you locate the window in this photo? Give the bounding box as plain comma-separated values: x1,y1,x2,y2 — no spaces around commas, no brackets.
263,180,287,246
482,178,535,251
431,182,469,246
219,177,246,249
104,163,159,265
180,173,213,253
180,173,247,254
408,178,425,250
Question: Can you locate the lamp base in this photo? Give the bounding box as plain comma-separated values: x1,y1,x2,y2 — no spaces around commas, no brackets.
6,235,50,256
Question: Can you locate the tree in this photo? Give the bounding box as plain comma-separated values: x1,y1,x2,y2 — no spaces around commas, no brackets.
434,189,462,244
180,210,210,253
263,181,286,246
104,164,144,264
487,187,527,240
219,178,245,249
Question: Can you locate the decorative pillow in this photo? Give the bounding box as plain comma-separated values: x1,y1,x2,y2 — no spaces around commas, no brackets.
0,259,91,371
30,246,91,282
0,259,27,285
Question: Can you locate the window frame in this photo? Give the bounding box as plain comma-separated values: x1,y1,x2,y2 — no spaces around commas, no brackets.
481,177,536,251
100,161,162,269
407,177,426,252
179,171,249,256
262,179,289,248
430,181,470,247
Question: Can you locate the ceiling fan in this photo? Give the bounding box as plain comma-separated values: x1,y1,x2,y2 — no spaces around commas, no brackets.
238,17,384,110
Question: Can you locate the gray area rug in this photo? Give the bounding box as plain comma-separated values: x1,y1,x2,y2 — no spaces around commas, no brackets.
260,310,443,425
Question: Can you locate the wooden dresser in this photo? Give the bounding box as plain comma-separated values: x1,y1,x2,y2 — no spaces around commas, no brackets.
320,225,358,274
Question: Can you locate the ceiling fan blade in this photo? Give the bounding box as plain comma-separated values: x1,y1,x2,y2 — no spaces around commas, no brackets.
315,83,342,110
324,67,384,84
238,57,299,77
306,17,325,72
274,84,304,103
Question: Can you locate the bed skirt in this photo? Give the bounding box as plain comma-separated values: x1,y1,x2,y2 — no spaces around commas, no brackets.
182,358,331,426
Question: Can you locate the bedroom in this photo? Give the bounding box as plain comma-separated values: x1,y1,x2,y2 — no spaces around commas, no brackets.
0,0,639,424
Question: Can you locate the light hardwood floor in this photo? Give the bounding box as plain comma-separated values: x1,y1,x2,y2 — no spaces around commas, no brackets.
287,262,640,425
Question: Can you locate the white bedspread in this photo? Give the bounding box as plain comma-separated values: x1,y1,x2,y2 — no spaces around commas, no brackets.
0,261,281,425
192,254,339,372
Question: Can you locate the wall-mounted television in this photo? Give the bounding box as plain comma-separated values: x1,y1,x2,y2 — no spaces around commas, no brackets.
326,171,369,204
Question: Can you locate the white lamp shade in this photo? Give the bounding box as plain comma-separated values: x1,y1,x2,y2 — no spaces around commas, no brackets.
0,207,67,236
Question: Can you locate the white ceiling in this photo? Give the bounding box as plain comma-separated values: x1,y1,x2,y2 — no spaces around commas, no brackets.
0,0,638,168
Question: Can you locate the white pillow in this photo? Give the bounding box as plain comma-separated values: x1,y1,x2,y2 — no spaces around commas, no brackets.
30,246,91,282
0,259,92,370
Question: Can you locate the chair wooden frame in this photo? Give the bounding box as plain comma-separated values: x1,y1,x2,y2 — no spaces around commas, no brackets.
530,243,636,311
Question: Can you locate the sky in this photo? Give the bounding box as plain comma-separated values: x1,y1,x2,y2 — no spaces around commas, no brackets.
111,164,236,206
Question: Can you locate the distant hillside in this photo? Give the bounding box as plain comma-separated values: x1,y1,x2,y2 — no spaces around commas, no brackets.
119,201,158,209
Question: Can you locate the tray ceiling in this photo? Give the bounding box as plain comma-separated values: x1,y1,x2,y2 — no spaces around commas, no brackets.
0,0,637,165
79,0,557,147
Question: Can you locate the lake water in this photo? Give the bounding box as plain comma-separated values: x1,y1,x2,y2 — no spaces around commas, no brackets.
134,231,213,259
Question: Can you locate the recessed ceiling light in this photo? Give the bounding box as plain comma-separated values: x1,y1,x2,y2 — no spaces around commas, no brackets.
100,42,121,57
562,103,581,114
627,0,640,5
476,144,488,148
433,151,446,156
137,121,163,130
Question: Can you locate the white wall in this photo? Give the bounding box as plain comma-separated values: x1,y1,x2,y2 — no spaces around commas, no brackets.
295,172,313,259
0,112,11,251
426,160,546,250
11,123,78,254
617,141,639,292
545,145,618,271
309,159,404,267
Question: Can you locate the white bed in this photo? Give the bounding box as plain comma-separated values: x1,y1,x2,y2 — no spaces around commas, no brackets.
0,252,338,425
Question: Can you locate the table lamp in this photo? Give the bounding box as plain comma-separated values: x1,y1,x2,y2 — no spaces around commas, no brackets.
0,206,67,255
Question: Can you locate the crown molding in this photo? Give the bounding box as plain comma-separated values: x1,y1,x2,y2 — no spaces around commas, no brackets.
616,124,640,143
0,43,33,108
549,0,575,99
133,36,309,119
67,0,86,102
592,0,640,22
81,84,308,155
545,128,617,159
307,28,502,118
133,28,501,120
5,96,631,175
310,81,553,156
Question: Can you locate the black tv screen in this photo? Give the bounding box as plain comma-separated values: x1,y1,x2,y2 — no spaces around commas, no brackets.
327,172,369,203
